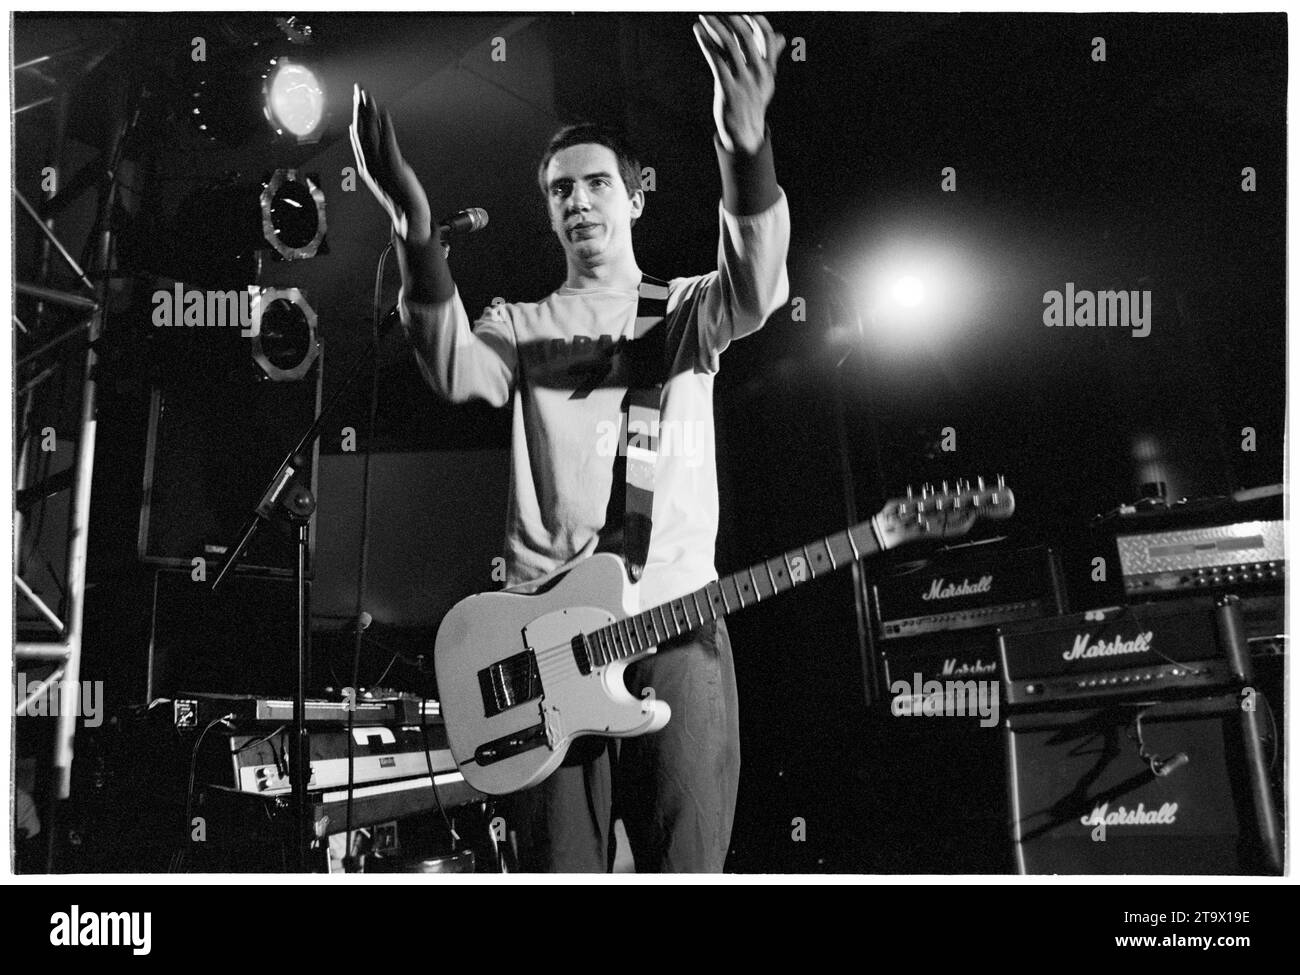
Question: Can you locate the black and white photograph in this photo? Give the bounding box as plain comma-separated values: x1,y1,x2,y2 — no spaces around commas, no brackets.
6,6,1291,903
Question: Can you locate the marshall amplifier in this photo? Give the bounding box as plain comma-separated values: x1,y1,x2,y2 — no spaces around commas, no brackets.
862,544,1065,873
873,544,1066,686
998,596,1253,708
877,628,1003,694
1005,692,1282,874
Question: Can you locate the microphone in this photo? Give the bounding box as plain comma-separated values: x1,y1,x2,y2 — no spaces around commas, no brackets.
438,207,489,238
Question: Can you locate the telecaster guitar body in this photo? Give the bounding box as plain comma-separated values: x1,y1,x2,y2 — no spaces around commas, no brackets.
436,477,1015,795
435,553,668,795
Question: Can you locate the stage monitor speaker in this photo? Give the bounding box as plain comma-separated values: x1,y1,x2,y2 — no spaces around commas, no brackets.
138,326,322,575
147,568,307,700
1006,692,1282,874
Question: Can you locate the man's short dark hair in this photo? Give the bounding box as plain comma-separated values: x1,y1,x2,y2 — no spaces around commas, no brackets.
537,123,642,200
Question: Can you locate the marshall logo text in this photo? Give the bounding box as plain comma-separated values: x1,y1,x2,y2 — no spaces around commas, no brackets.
1063,630,1154,662
941,657,997,677
921,575,993,601
1081,802,1179,828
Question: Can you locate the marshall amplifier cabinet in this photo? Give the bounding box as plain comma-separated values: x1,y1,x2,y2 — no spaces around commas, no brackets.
1005,692,1282,874
998,596,1252,708
862,544,1065,873
873,544,1066,686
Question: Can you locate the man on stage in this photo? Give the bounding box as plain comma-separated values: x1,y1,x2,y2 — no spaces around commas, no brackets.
352,14,789,871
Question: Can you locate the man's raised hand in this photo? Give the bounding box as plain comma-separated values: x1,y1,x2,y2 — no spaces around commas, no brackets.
693,14,786,155
349,84,433,245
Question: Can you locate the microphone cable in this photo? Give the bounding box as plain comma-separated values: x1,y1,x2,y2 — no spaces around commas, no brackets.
343,237,394,871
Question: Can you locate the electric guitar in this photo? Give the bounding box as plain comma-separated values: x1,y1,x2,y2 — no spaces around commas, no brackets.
435,477,1015,795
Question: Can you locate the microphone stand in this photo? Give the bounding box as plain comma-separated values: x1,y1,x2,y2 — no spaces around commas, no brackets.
819,259,888,708
211,321,393,871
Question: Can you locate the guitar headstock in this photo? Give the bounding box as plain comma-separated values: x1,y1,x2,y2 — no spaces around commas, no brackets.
874,476,1016,549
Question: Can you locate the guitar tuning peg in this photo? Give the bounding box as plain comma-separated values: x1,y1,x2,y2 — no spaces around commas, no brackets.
997,473,1006,490
977,476,985,491
906,485,914,499
941,480,949,495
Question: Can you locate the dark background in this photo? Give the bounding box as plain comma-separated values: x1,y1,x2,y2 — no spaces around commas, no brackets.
13,12,1286,872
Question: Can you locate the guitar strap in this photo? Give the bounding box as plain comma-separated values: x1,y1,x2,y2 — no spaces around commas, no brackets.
619,273,671,584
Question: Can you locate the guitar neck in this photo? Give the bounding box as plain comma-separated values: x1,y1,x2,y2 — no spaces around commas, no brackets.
583,520,881,667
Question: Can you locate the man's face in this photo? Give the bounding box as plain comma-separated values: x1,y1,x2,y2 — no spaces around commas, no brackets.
544,143,644,264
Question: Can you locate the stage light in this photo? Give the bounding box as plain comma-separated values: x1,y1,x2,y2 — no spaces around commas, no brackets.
835,230,991,359
146,170,328,286
177,19,330,148
891,274,925,309
264,59,325,140
260,169,327,260
250,287,320,382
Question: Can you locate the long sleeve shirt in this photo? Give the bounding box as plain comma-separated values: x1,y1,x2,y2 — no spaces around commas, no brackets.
398,137,790,610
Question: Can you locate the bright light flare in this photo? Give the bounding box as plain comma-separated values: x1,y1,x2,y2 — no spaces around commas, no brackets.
267,61,324,138
891,274,925,309
843,233,991,358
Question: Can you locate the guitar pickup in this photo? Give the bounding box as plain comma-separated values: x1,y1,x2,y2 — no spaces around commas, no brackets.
572,634,593,675
474,723,548,766
478,650,543,719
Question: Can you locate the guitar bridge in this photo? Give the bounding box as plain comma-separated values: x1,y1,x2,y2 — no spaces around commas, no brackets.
474,723,548,766
478,650,542,718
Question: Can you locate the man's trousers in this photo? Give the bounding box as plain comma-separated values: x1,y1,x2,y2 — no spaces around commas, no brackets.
505,617,740,873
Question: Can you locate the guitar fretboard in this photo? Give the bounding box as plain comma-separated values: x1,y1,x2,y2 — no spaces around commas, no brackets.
582,520,881,667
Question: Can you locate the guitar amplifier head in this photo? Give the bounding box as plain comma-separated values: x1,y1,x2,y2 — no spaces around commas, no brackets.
1117,520,1284,597
998,596,1253,708
873,544,1066,641
874,544,1066,687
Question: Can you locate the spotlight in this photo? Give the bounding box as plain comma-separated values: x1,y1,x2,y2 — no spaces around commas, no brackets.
260,169,327,260
263,59,325,141
148,170,327,286
250,288,320,382
177,19,329,148
891,274,925,309
840,233,988,358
